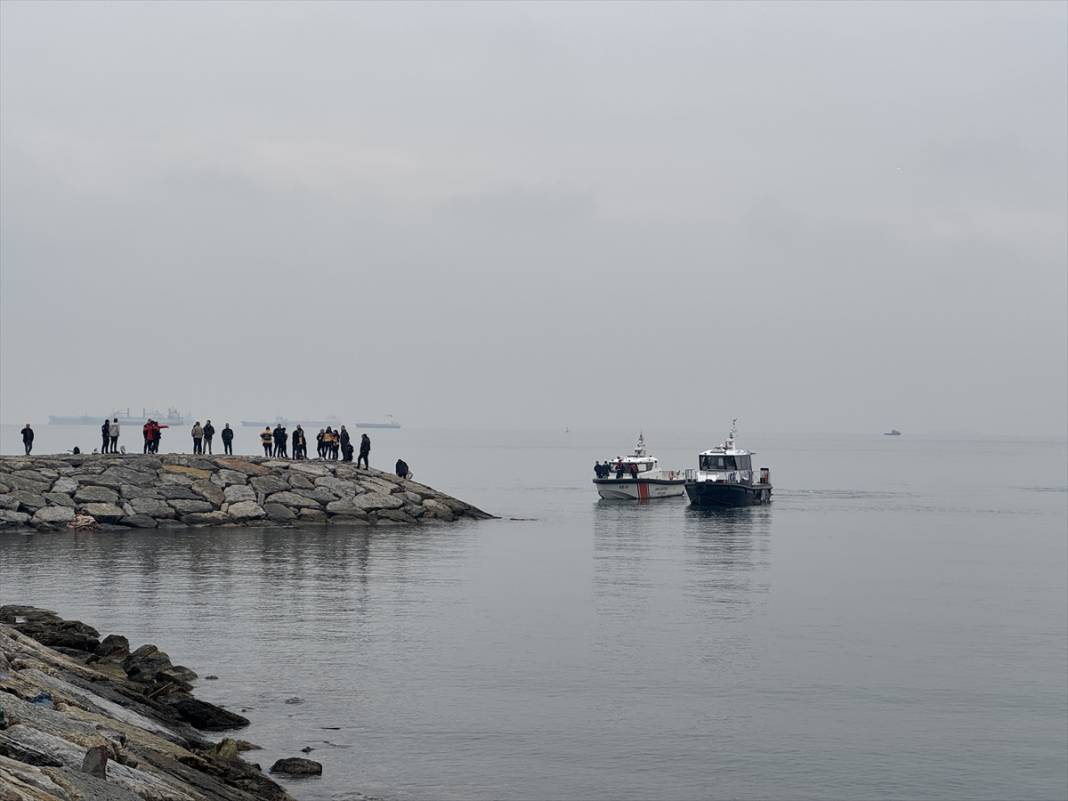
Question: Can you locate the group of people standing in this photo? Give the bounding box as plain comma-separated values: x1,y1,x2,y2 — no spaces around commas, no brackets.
189,421,220,455
594,460,638,479
257,424,371,467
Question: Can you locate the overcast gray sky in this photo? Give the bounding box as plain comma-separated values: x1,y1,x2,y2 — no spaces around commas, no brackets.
1,1,1065,435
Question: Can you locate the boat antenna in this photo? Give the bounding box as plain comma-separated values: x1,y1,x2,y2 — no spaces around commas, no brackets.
634,432,646,456
727,418,738,448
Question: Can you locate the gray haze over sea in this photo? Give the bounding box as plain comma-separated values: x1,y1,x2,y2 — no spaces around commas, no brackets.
2,426,1066,801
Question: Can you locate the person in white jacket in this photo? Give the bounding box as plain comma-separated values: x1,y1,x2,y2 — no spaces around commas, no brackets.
109,418,120,453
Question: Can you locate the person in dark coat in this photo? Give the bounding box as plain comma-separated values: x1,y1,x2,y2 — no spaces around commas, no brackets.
341,440,354,461
292,427,301,460
316,429,325,459
395,459,410,479
203,420,215,454
339,426,350,452
357,433,370,469
221,424,234,455
21,424,34,455
101,419,111,453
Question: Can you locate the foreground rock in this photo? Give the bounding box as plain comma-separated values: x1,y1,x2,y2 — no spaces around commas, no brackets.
0,605,292,800
0,454,493,533
270,757,323,777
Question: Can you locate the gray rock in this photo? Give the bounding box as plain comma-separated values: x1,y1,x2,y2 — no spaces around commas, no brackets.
0,509,31,527
120,484,161,500
352,492,405,511
51,476,78,494
183,511,231,525
44,492,76,508
101,466,156,487
325,500,368,518
265,491,320,508
263,503,296,522
82,744,109,778
32,506,75,526
422,499,455,521
227,500,265,520
223,484,256,504
294,487,338,504
287,472,315,489
167,499,214,514
270,757,322,776
216,469,248,486
10,490,48,512
0,493,20,510
0,482,9,494
2,473,52,493
358,476,403,495
158,485,200,500
288,462,330,477
73,472,124,488
375,508,418,524
298,508,327,521
191,480,224,506
74,485,120,504
315,476,358,497
159,472,195,488
250,475,289,495
129,497,174,518
83,502,125,522
120,515,158,528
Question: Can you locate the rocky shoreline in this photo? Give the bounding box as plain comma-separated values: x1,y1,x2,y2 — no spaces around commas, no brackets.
0,454,492,533
0,605,302,800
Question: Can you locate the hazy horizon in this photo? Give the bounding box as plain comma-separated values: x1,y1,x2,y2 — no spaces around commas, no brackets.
2,1,1066,436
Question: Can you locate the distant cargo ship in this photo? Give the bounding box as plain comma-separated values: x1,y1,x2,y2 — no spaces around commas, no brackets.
240,415,401,430
49,407,186,426
883,429,902,436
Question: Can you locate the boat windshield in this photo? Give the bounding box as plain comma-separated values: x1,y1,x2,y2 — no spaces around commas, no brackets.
700,454,752,471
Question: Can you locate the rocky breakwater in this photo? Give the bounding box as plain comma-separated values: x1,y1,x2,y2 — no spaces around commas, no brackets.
0,605,292,800
0,454,492,532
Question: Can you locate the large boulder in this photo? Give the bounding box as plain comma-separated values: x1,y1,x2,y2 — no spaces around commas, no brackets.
32,506,75,526
249,475,289,495
183,511,231,525
264,491,320,508
227,501,265,521
82,502,125,523
214,458,271,476
120,484,161,500
168,697,249,731
101,466,156,487
129,497,174,518
2,473,52,493
263,503,296,522
51,476,78,494
215,469,249,486
270,757,322,776
325,500,368,518
121,515,159,528
315,476,358,497
74,485,120,504
162,464,212,481
44,491,76,507
167,499,214,514
123,644,172,682
352,492,404,511
9,490,48,513
157,485,200,501
223,485,256,504
191,481,224,506
0,509,31,528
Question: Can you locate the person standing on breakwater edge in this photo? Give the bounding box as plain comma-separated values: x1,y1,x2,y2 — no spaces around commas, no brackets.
100,419,110,454
221,423,234,455
109,417,120,453
358,433,371,469
203,420,215,454
20,423,33,455
191,421,204,454
260,426,272,456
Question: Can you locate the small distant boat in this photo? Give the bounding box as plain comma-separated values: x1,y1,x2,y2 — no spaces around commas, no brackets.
684,420,772,507
884,429,902,436
593,434,686,501
50,407,186,426
241,415,401,429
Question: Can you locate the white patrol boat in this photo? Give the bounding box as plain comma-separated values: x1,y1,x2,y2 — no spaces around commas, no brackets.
593,434,686,501
684,420,772,507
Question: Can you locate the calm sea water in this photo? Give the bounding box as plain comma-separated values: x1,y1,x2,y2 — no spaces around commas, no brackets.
1,427,1066,801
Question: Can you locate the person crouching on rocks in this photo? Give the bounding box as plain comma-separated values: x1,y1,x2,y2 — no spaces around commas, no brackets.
261,426,273,456
358,433,370,469
221,423,234,455
395,459,410,479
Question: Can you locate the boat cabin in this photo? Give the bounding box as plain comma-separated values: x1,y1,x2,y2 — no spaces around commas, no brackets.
695,446,754,484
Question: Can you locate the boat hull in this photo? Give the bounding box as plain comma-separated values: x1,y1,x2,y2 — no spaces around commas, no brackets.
684,481,772,507
594,478,686,501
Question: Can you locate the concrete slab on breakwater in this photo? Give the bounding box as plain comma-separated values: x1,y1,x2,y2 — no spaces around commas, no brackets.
0,454,493,532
